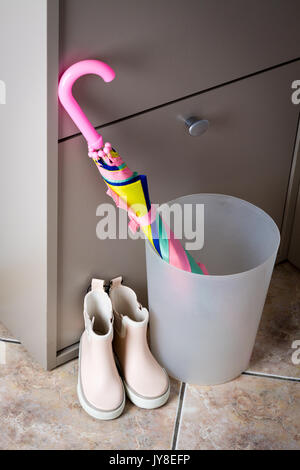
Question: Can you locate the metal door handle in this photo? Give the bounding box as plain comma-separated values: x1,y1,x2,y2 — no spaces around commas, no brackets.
185,117,209,136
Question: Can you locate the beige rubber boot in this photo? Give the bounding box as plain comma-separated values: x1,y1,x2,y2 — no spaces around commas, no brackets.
77,279,125,420
109,277,170,409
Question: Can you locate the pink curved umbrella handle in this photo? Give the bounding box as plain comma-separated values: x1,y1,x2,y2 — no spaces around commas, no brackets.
58,59,115,151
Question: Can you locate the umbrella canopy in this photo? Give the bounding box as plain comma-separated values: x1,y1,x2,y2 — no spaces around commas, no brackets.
90,142,207,274
58,60,208,275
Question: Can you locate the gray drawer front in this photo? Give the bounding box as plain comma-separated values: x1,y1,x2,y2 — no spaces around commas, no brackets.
57,63,299,350
59,0,300,139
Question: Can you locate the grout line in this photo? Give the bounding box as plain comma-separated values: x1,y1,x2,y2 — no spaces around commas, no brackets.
171,382,186,450
0,337,21,345
243,370,300,383
58,56,300,145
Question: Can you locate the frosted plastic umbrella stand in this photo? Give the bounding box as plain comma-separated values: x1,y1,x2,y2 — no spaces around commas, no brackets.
146,194,280,385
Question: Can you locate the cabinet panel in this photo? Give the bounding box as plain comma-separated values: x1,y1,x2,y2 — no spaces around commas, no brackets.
0,0,59,369
59,0,300,139
289,187,300,268
57,62,299,350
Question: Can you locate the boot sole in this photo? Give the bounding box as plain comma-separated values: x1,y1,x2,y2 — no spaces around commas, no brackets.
114,353,170,409
77,380,125,420
124,380,170,410
77,339,125,420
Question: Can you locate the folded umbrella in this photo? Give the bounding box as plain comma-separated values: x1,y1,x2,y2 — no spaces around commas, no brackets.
58,60,208,275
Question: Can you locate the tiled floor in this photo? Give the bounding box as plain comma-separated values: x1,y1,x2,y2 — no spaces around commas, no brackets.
0,262,299,450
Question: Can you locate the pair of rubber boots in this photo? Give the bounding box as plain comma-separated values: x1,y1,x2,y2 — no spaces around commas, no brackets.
78,277,170,420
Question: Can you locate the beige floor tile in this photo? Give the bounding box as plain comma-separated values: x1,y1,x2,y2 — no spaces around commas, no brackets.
177,375,300,450
0,342,180,450
249,262,300,378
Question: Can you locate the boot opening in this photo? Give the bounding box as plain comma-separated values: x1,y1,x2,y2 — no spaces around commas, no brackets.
110,286,144,322
85,293,111,335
